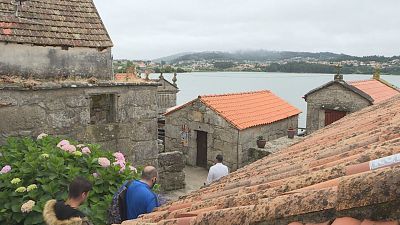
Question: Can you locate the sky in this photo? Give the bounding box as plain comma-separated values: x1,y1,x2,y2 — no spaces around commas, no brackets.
93,0,400,60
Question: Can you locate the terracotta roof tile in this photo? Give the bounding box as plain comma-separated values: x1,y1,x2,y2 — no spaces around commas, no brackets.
349,79,399,103
0,0,112,47
121,96,400,224
166,90,301,130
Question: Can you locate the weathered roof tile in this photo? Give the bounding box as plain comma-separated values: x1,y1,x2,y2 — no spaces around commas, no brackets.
0,0,112,47
122,96,400,224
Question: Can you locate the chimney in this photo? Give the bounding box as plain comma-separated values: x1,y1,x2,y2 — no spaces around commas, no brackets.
373,67,381,80
334,64,343,81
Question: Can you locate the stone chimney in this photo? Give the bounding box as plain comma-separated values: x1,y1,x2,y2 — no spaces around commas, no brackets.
373,67,381,80
334,64,343,81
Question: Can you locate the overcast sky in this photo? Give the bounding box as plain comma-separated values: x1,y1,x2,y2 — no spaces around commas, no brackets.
93,0,400,60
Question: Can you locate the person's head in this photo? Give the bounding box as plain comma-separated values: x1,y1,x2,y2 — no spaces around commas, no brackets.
216,154,223,163
68,177,92,204
141,166,158,188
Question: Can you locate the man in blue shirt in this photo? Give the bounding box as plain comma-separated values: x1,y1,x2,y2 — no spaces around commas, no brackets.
126,166,159,220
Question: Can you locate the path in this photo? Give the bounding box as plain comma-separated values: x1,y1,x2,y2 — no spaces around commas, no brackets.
163,166,208,201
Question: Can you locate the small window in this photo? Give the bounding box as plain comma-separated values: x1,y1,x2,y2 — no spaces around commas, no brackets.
89,94,116,124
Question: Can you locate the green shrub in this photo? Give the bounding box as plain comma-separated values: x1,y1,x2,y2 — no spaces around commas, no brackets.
0,134,140,225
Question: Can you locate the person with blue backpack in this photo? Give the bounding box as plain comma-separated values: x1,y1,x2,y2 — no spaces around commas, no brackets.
126,166,160,219
107,166,160,224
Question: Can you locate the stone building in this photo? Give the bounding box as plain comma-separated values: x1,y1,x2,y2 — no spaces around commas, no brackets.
154,73,179,116
0,0,159,166
304,73,399,134
164,90,301,170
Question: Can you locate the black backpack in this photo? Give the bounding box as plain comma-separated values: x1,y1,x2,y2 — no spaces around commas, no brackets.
107,180,133,225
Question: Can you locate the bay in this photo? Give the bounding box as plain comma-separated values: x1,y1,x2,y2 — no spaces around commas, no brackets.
151,72,400,128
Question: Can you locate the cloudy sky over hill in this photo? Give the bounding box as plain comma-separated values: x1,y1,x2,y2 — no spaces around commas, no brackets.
93,0,400,59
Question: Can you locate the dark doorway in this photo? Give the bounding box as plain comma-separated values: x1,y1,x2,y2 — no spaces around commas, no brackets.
325,110,347,126
196,131,208,168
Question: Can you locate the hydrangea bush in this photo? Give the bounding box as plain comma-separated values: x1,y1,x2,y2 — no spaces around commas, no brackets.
0,134,141,225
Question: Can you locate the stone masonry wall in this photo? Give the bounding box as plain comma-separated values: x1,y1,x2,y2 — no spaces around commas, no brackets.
158,151,185,191
306,83,370,134
165,99,240,170
0,43,113,80
239,116,298,167
0,84,158,166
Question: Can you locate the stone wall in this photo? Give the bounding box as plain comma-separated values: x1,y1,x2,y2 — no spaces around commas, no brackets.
306,83,371,134
156,78,178,115
0,82,159,166
165,99,240,170
239,116,298,167
0,43,113,80
158,151,185,191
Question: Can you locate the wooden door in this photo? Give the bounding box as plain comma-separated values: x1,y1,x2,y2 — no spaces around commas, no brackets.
196,131,208,168
325,110,347,126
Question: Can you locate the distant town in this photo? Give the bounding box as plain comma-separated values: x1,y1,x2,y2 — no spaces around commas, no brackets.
113,50,400,75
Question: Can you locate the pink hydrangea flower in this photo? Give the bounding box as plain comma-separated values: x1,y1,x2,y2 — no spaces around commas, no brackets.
113,160,126,172
81,147,91,154
113,152,125,162
92,172,99,178
61,144,76,153
0,165,11,174
57,140,70,148
98,157,111,168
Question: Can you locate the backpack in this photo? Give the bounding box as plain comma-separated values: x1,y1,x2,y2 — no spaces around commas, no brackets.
107,180,134,225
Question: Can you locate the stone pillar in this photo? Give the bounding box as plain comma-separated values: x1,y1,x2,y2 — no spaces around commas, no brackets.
334,64,343,81
158,151,185,191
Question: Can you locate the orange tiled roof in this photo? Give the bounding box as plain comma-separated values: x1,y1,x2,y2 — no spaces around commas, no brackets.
349,79,399,104
121,95,400,225
166,90,301,130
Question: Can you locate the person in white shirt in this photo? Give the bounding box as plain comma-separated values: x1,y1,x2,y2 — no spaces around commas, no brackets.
206,154,229,185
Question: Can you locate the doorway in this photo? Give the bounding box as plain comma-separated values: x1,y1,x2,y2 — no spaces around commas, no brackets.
196,131,208,168
325,110,347,126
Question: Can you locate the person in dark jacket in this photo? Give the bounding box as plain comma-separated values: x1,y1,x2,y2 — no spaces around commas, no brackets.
43,177,93,225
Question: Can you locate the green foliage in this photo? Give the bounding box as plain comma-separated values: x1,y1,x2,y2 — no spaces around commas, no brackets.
0,135,140,225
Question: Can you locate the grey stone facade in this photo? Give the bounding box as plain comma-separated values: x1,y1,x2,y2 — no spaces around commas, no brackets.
0,82,159,166
158,151,185,191
305,82,371,134
165,99,299,171
156,77,179,115
0,43,113,80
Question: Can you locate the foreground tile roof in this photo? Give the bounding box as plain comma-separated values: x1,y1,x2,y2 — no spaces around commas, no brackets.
166,90,301,130
121,95,400,225
349,79,399,104
0,0,112,48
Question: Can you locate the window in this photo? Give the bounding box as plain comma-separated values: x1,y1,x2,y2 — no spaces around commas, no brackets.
89,94,116,124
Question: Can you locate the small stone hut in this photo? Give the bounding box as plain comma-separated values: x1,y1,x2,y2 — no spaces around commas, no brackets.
164,90,301,170
304,73,399,134
0,0,159,166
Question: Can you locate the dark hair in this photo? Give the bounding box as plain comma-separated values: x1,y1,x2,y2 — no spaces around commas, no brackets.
141,166,158,181
68,177,92,199
216,154,223,162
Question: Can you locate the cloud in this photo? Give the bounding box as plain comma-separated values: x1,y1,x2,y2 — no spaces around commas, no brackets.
93,0,400,59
